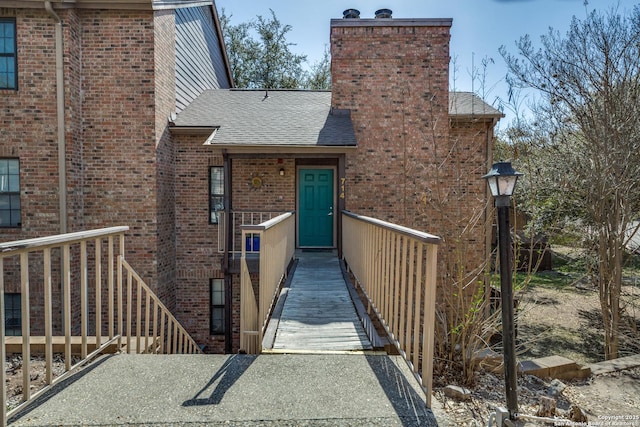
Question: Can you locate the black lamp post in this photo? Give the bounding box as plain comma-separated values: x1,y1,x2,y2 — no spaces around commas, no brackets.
483,161,523,420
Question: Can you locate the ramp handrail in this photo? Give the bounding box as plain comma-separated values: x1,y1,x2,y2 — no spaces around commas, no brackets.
239,212,295,354
0,227,201,426
341,211,441,408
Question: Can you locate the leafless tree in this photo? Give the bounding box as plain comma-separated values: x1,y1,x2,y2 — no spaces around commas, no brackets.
500,5,640,359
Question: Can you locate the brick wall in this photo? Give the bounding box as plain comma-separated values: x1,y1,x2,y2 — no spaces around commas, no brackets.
331,20,452,230
173,135,225,351
0,9,69,333
154,10,178,308
0,9,61,238
231,158,295,212
434,120,493,295
0,6,178,335
78,9,160,296
171,143,303,351
331,18,491,301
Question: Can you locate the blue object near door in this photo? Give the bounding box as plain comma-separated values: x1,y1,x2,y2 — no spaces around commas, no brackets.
245,234,260,252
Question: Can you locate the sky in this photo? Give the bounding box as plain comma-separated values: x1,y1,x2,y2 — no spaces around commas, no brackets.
215,0,635,127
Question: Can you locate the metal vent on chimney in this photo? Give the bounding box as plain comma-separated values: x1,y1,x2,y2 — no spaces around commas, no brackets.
343,9,360,19
375,9,392,19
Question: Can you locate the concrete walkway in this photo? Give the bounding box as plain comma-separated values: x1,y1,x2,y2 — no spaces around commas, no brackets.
271,251,373,352
9,353,442,426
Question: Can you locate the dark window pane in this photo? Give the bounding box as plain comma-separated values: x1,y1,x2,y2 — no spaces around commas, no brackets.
209,166,224,224
211,279,224,305
4,293,21,336
211,307,225,334
0,20,16,89
0,210,10,226
210,279,226,335
210,167,224,195
0,159,20,228
10,210,20,227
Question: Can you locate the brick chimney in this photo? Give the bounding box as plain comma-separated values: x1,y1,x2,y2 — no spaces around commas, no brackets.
330,13,453,225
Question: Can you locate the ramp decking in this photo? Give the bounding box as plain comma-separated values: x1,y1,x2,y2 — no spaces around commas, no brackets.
270,251,373,353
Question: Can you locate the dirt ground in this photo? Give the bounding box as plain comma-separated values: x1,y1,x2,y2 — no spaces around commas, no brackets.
434,366,640,426
4,354,74,412
433,268,640,426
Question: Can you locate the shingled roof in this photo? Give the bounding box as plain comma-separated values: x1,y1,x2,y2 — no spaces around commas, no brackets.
170,89,503,149
170,89,357,148
449,92,504,119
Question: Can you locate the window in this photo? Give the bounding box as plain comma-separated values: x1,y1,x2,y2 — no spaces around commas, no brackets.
209,166,224,224
0,18,17,90
210,278,225,335
0,158,20,228
4,293,21,336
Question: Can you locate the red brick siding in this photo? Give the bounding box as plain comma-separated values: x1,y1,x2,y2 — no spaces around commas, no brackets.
231,158,295,212
0,10,61,238
442,120,492,268
331,21,491,302
172,142,299,352
66,8,85,231
0,10,69,333
0,7,177,334
331,23,451,230
173,135,224,351
78,9,161,299
154,10,177,307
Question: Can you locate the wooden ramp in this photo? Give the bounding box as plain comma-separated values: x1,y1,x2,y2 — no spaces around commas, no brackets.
270,251,373,353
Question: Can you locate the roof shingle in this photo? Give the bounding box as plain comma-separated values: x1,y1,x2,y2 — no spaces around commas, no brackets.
172,89,357,147
171,89,503,148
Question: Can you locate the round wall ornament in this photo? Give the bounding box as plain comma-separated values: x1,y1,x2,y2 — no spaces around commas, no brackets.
250,175,263,189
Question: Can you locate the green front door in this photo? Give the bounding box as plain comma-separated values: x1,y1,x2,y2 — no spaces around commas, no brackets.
299,169,334,247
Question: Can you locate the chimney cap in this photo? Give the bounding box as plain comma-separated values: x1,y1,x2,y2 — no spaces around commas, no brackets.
343,9,360,19
374,9,392,19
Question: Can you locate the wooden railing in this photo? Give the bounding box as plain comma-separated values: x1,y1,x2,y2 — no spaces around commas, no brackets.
119,259,200,355
0,227,201,426
341,211,441,408
218,211,285,257
240,212,295,354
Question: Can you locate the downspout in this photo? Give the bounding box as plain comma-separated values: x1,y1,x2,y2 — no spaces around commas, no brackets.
45,1,67,234
222,150,232,353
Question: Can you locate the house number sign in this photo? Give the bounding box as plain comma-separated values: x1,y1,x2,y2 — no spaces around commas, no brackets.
340,178,346,199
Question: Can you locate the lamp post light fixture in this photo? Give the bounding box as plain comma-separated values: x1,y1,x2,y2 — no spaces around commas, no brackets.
483,161,523,421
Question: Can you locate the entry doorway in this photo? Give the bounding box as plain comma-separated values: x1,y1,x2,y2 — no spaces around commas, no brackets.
298,168,335,248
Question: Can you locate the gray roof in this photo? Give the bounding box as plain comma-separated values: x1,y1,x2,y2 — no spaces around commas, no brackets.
171,89,502,148
449,92,504,119
171,89,357,147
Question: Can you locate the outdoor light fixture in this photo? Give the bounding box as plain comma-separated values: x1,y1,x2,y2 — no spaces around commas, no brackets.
483,161,522,422
483,161,522,205
279,168,285,176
